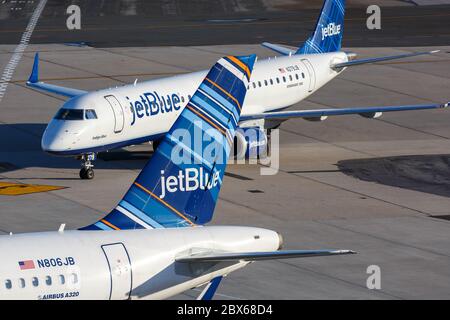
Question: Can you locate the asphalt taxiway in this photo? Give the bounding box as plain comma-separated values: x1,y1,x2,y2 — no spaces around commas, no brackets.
0,42,449,299
1,1,450,48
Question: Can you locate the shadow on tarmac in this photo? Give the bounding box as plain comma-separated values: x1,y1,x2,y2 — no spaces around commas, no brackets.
337,154,450,198
0,123,153,177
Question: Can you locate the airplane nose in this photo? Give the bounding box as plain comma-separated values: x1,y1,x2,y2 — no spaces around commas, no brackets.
41,127,59,152
41,122,70,152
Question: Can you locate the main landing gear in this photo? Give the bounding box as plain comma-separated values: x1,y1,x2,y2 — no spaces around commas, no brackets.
79,153,96,180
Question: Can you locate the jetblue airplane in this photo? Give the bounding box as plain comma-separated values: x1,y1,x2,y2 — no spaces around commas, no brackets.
27,0,448,179
0,54,353,300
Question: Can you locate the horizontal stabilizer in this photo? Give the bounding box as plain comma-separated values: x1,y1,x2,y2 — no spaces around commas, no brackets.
240,102,449,122
26,53,87,98
261,42,295,56
332,50,440,69
176,249,355,263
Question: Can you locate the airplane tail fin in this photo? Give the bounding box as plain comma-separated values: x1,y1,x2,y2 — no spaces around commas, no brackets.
296,0,345,54
81,54,256,230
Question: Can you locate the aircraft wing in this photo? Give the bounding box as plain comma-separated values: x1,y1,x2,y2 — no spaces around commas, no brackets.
261,42,295,56
240,102,449,122
176,249,355,263
26,53,87,98
261,42,439,68
331,50,440,69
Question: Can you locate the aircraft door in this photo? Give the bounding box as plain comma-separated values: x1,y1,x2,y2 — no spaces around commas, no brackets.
301,59,316,92
101,243,132,300
104,95,125,133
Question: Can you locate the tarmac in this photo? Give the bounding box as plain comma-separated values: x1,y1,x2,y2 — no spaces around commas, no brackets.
0,42,449,299
1,1,450,47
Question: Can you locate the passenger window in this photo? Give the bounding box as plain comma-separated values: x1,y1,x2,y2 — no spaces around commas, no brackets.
71,273,79,284
295,74,299,80
264,80,268,86
282,76,286,83
270,79,273,85
252,82,256,89
188,95,192,100
32,277,39,287
5,279,12,289
59,275,65,285
19,278,25,288
258,81,261,87
289,75,293,81
302,72,305,78
276,78,280,84
181,96,185,103
85,109,97,120
45,276,52,286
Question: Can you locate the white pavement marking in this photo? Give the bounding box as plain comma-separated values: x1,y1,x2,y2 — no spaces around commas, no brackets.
0,0,47,105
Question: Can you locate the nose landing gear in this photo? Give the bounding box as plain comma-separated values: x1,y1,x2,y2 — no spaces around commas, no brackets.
79,153,96,179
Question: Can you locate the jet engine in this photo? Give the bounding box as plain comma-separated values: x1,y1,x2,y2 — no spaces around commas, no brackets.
234,126,268,160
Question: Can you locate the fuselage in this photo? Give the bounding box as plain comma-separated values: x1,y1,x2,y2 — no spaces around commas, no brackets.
41,52,347,155
0,226,280,300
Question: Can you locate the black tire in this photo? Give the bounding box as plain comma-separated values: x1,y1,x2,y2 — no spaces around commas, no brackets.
85,168,94,179
80,168,94,180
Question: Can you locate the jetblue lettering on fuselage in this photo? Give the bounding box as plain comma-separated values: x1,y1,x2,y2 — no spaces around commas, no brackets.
37,257,75,268
127,92,182,126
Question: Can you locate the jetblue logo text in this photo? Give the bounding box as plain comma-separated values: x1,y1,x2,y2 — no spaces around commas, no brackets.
160,167,221,199
128,92,182,126
321,22,341,40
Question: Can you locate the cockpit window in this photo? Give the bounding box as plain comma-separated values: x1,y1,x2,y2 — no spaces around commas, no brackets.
55,108,84,120
54,108,97,120
85,109,97,119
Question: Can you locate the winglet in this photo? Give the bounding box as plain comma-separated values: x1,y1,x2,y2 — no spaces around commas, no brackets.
28,53,39,84
197,276,223,300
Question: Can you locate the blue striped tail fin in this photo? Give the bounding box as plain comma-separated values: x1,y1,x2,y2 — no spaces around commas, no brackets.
81,54,257,230
297,0,345,54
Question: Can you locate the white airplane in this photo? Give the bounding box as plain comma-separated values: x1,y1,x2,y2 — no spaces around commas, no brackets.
27,0,449,179
0,54,353,300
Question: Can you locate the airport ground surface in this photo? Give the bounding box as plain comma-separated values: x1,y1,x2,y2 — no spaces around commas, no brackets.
1,1,450,48
1,42,450,299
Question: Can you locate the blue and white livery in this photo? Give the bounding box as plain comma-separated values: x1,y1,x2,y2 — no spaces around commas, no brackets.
0,55,354,300
27,0,448,179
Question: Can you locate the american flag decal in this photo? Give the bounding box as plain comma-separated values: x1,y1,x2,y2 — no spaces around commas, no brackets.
18,260,35,270
278,68,286,73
